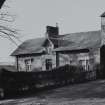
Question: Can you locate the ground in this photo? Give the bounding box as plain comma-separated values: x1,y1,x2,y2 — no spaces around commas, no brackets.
1,80,105,105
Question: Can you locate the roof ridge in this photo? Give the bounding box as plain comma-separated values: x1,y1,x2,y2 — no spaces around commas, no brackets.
60,30,100,36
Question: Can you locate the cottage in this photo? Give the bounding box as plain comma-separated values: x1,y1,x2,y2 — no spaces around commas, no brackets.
11,12,105,76
11,26,59,71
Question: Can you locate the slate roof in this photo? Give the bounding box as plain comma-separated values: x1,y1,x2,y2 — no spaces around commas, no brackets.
11,30,101,56
54,30,101,52
11,38,46,56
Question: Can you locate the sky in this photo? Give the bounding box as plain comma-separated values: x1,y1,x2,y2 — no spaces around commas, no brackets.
0,0,105,63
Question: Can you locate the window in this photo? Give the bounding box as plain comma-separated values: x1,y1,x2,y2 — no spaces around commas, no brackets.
24,58,34,71
70,60,73,64
79,59,89,71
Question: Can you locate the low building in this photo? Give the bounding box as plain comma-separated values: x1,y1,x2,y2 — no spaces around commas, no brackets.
11,12,105,75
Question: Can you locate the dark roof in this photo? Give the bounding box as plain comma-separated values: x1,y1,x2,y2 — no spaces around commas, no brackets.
11,37,47,56
101,12,105,17
11,30,101,56
54,30,101,52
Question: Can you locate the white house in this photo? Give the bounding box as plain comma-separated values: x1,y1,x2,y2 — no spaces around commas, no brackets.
11,12,105,76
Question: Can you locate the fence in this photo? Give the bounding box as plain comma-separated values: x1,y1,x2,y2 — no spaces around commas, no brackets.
0,64,101,98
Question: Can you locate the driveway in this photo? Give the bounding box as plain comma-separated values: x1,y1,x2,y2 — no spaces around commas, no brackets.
1,80,105,105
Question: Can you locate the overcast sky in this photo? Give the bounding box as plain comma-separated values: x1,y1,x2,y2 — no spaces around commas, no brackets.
0,0,105,63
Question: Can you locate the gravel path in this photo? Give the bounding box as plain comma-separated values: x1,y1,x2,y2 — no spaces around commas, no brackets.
1,80,105,105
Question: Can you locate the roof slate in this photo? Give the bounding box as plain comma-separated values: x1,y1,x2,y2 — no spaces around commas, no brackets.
54,30,101,51
11,37,46,56
11,30,101,56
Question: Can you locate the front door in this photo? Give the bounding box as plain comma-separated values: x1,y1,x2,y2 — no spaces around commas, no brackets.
46,59,52,70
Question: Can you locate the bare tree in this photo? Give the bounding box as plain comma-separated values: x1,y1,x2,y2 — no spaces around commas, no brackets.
0,0,21,46
0,0,6,9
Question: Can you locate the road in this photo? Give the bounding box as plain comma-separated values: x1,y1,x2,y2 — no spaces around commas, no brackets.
1,80,105,105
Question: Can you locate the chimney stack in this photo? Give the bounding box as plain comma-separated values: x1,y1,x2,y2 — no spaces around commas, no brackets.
46,25,59,67
46,25,59,38
46,25,59,48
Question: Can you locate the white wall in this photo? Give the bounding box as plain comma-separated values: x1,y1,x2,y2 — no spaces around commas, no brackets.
59,48,100,70
18,56,42,71
17,53,56,71
16,48,100,72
